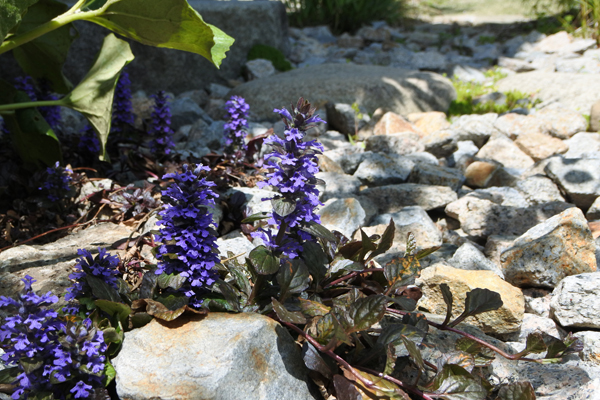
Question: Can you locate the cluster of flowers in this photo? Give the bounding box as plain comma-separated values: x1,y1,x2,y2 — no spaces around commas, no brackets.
111,70,135,133
77,126,101,155
0,276,106,399
14,76,61,130
149,90,175,156
39,161,73,202
223,96,249,162
154,164,220,308
254,98,324,258
64,248,121,315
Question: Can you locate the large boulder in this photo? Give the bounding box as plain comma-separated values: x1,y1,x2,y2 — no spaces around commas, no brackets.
0,1,289,94
113,313,319,400
496,71,600,114
229,64,456,121
550,273,600,329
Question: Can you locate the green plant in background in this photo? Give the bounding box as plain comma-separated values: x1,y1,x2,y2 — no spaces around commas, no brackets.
0,0,234,166
477,34,496,44
526,0,600,41
247,44,293,72
281,0,408,33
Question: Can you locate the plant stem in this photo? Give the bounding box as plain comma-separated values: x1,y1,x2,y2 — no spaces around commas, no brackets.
0,4,103,56
385,308,540,362
0,99,66,112
323,267,381,288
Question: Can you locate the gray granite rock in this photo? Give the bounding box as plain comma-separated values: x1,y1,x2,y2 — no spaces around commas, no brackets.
475,135,535,171
501,207,597,288
420,129,458,158
447,140,479,168
170,97,212,131
551,273,600,328
325,102,369,136
229,64,456,121
448,242,504,278
362,183,458,213
228,187,278,216
544,156,600,210
408,162,465,191
364,133,424,155
318,198,366,239
534,103,589,139
353,153,415,186
450,113,498,147
587,196,600,220
245,59,276,81
522,288,552,318
574,331,600,366
513,175,565,205
563,132,600,159
315,172,361,202
216,231,255,264
113,313,319,400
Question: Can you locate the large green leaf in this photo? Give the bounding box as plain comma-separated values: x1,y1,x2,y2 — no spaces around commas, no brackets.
346,295,387,333
12,0,76,93
431,364,488,400
272,298,306,324
0,80,62,168
94,299,132,326
248,245,279,275
277,259,309,300
86,0,234,67
0,0,39,41
61,33,134,160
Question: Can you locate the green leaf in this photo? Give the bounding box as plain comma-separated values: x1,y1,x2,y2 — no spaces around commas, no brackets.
271,197,296,217
523,332,547,355
358,229,377,262
12,0,76,93
0,0,39,41
20,357,43,373
272,298,306,324
87,275,122,303
145,298,187,321
315,312,352,346
383,254,420,292
0,366,18,384
300,221,337,243
455,338,496,367
87,0,234,67
384,345,396,376
346,295,388,333
156,272,186,291
437,351,475,373
131,312,153,328
377,323,427,347
401,334,425,371
277,259,309,300
0,82,62,168
101,327,122,343
300,241,328,287
241,211,270,223
216,279,240,312
249,245,279,275
416,246,441,260
351,369,411,400
369,219,395,260
431,364,488,400
94,299,131,326
338,241,363,260
440,283,453,327
299,298,330,317
302,342,333,380
387,295,417,311
139,271,158,299
497,382,536,400
222,254,252,297
450,288,503,327
104,360,116,386
61,33,134,160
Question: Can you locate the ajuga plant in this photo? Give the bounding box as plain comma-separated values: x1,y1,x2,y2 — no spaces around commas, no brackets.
153,164,220,308
38,161,73,203
64,248,121,315
13,77,61,130
78,126,101,155
111,70,135,133
252,98,325,260
223,95,250,163
148,91,175,156
108,183,160,219
0,276,107,400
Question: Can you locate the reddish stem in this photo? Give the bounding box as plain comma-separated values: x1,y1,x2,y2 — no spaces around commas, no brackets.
324,267,382,288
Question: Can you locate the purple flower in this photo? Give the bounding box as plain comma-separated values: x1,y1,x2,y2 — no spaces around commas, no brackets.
64,248,120,312
252,98,324,258
38,162,73,202
223,96,249,162
154,164,220,308
78,125,101,154
14,76,37,101
71,381,93,399
37,79,62,130
0,276,106,399
112,70,135,132
149,90,175,156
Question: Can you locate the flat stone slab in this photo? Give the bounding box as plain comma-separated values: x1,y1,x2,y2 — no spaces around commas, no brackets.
229,64,456,121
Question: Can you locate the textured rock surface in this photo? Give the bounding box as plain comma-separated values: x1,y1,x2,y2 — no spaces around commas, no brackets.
448,242,504,278
113,313,318,400
575,331,600,366
551,273,600,328
318,197,366,238
353,153,414,186
501,207,597,288
544,157,600,210
229,64,456,121
416,263,524,334
362,183,458,213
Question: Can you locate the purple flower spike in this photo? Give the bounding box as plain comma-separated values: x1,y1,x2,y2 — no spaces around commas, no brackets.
78,125,101,155
223,96,250,162
252,98,324,258
149,90,175,156
14,76,37,101
154,164,220,308
38,162,73,202
112,70,135,132
0,276,106,399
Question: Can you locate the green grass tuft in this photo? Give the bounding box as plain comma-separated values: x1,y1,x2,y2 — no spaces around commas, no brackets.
247,44,293,72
